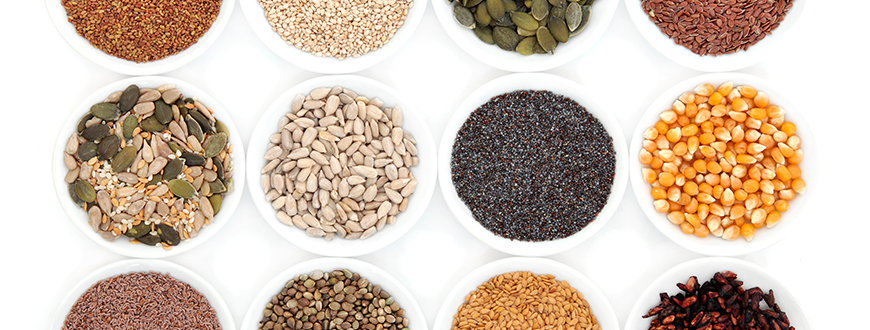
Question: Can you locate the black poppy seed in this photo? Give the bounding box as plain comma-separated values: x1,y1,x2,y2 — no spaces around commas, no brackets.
450,90,616,242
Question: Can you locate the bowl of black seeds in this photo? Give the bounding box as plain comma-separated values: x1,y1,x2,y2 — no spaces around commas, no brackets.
437,73,628,256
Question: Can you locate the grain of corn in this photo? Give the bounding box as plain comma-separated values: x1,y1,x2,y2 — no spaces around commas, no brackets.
639,81,806,241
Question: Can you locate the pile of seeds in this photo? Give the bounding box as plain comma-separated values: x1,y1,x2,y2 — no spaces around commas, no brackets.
63,84,234,249
638,81,805,241
452,271,599,330
451,0,594,55
261,86,418,241
640,0,794,56
451,90,615,242
258,0,413,60
62,0,221,62
63,271,221,330
258,269,409,330
643,271,794,330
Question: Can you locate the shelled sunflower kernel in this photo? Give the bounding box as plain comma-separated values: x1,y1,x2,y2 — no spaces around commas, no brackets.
639,81,806,241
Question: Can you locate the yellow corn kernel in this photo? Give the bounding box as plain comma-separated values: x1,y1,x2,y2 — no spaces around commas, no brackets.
643,127,659,140
668,211,685,225
693,159,707,173
650,157,664,169
745,143,765,155
651,187,667,200
759,135,775,149
663,162,679,175
766,211,781,228
792,178,806,194
759,123,777,135
698,132,716,145
779,189,796,201
750,208,767,226
731,97,749,112
713,127,731,141
787,135,801,150
698,204,710,220
741,224,755,242
760,180,774,194
716,81,733,95
745,193,760,211
700,121,715,133
736,154,757,164
668,186,681,202
683,167,697,179
659,172,676,187
653,199,669,213
753,92,769,108
677,117,691,129
695,83,715,96
699,146,717,158
769,115,785,128
642,168,657,184
727,88,742,102
748,108,767,120
670,200,682,211
730,205,746,220
699,182,713,194
772,179,786,191
639,150,653,165
748,165,762,180
655,135,671,150
673,142,688,156
760,193,776,206
774,199,789,212
660,110,678,124
673,100,686,114
708,92,724,106
709,202,725,217
707,215,721,232
722,225,740,240
781,122,796,136
712,184,724,199
685,213,701,227
687,136,700,153
729,127,744,144
683,181,699,196
744,130,760,143
643,140,657,153
766,105,785,118
710,141,727,153
711,104,727,117
685,198,699,213
738,85,757,98
680,222,695,235
769,148,785,165
743,179,759,193
695,110,712,124
685,102,699,117
705,173,721,186
694,224,710,238
679,92,696,104
775,165,792,181
773,131,788,143
706,161,722,175
666,127,682,143
697,192,715,204
681,124,699,137
734,189,748,201
720,188,735,206
653,122,669,136
788,150,803,164
659,149,675,162
778,143,795,158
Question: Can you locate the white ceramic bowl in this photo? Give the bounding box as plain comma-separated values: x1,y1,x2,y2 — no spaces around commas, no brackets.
44,0,234,75
624,0,805,72
625,257,811,330
438,73,628,256
433,0,618,72
52,259,236,330
433,257,619,330
246,75,436,257
53,76,246,258
629,73,816,256
240,257,428,330
238,0,427,74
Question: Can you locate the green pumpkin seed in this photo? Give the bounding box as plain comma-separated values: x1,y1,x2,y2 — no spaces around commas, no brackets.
77,113,93,133
566,2,582,31
531,0,548,20
533,42,548,54
186,115,204,142
168,142,183,154
536,26,557,53
224,178,234,193
156,223,181,246
124,222,151,238
118,84,139,113
77,141,98,161
524,0,532,7
122,115,138,140
511,12,538,31
493,14,513,26
516,37,537,55
68,182,85,207
501,0,517,12
551,5,567,20
493,26,520,51
168,179,198,199
181,152,205,166
90,103,120,121
518,26,537,36
215,120,229,137
453,4,476,29
138,234,161,245
203,132,227,158
81,124,110,141
548,16,570,43
213,156,224,179
75,179,96,203
466,0,484,6
209,179,227,194
148,174,163,186
475,2,491,25
154,100,173,125
111,146,136,172
97,135,121,160
177,101,189,117
486,0,505,20
189,110,213,134
574,5,591,34
208,194,222,215
163,158,186,180
140,116,166,132
548,0,566,7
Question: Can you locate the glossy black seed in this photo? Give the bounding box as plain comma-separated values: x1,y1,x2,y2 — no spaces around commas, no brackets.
450,90,615,242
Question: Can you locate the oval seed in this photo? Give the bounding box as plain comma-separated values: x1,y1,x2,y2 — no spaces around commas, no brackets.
515,37,537,55
548,16,570,43
536,27,558,53
168,179,198,199
473,25,495,44
111,146,136,172
453,4,476,29
493,26,520,51
486,0,505,20
511,11,539,31
566,2,582,31
75,179,96,203
531,0,549,20
118,84,139,113
90,102,120,121
475,2,491,25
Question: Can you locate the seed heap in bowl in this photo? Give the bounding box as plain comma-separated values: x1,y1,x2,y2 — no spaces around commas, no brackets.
639,82,805,241
258,269,410,330
451,0,595,55
62,84,234,249
258,0,412,60
452,271,599,330
640,0,794,56
63,271,221,330
260,86,418,241
62,0,221,62
642,271,794,330
451,90,615,242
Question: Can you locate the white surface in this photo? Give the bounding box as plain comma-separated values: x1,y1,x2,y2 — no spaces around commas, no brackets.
246,75,437,257
432,257,618,330
51,259,236,330
239,258,428,330
52,76,247,259
624,257,811,329
437,73,628,256
0,0,867,329
629,73,817,257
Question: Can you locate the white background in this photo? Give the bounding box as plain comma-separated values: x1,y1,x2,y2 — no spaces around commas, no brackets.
1,0,867,329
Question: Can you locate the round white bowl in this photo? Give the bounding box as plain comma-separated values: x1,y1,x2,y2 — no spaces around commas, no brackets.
52,259,236,330
44,0,234,75
437,73,628,256
625,257,811,330
629,73,816,256
433,257,619,330
240,257,428,330
246,75,436,257
238,0,428,74
624,0,805,72
433,0,618,72
53,76,246,258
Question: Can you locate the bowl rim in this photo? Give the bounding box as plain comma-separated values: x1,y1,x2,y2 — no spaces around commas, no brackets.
53,76,247,258
51,258,236,330
237,0,428,74
245,74,437,257
431,0,619,72
437,72,628,256
623,0,806,72
624,257,812,330
239,257,429,330
44,0,234,75
628,72,817,256
432,257,619,330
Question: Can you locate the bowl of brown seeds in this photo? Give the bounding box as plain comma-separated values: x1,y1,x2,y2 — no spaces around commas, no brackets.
238,0,427,74
433,0,618,72
52,258,235,330
240,257,427,330
247,75,436,257
45,0,234,75
53,76,245,258
625,0,805,72
433,257,618,330
438,73,628,256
